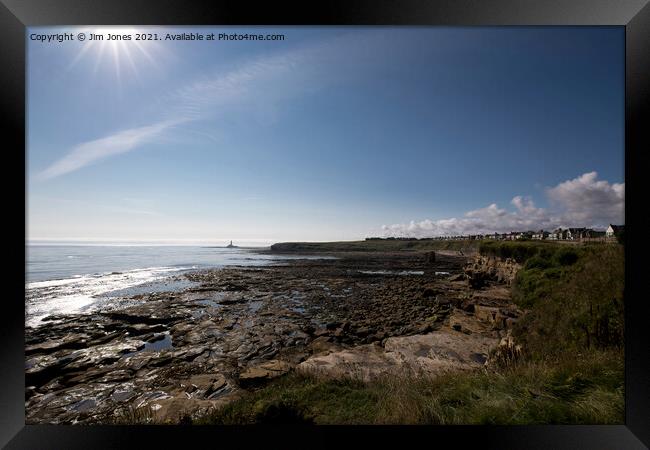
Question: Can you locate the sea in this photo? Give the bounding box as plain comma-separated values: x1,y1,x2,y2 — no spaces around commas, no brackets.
26,243,325,328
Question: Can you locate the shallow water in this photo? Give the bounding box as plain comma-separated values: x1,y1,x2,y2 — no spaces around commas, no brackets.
358,270,425,276
122,333,173,358
140,334,173,352
26,245,331,328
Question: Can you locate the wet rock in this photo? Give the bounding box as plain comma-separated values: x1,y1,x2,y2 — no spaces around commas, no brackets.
104,312,178,325
218,297,248,305
99,369,133,383
146,334,167,343
148,355,173,367
40,315,68,323
223,283,248,292
70,398,97,413
123,323,168,337
26,357,80,388
87,332,122,346
25,335,88,355
111,388,137,403
25,386,37,400
125,356,152,371
26,249,507,424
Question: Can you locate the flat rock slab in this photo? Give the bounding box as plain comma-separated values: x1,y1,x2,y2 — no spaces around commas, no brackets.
136,390,240,424
238,360,292,386
297,331,498,382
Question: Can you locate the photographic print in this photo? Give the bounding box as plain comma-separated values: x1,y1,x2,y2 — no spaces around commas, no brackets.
26,26,625,425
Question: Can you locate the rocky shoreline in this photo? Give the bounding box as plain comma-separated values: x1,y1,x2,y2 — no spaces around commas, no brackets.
25,250,523,424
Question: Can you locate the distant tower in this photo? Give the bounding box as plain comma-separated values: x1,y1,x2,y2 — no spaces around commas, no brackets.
227,240,235,248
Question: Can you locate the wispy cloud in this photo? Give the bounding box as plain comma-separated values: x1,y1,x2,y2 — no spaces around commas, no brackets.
380,172,624,237
36,43,309,181
35,30,414,181
36,119,183,181
165,53,300,121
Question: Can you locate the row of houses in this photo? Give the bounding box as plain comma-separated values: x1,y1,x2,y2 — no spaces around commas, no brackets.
536,224,623,241
460,224,623,241
368,225,624,242
487,227,604,241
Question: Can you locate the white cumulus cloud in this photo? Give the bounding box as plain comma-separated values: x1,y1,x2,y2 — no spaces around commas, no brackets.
546,171,625,228
380,172,624,237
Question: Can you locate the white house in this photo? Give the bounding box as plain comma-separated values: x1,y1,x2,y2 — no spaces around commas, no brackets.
532,230,549,240
566,228,587,240
548,228,567,240
606,224,624,238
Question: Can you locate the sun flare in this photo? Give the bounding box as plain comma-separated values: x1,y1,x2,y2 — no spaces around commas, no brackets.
69,26,164,83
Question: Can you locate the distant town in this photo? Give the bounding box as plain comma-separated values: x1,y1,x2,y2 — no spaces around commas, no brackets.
370,224,624,242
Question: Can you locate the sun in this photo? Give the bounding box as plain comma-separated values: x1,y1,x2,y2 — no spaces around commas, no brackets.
69,26,165,84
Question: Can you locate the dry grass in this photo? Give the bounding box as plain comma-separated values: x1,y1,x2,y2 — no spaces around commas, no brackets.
196,349,623,425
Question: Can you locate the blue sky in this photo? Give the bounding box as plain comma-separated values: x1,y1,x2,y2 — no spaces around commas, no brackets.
27,27,624,243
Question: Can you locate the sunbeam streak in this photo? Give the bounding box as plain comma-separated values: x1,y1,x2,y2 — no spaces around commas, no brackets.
70,26,166,87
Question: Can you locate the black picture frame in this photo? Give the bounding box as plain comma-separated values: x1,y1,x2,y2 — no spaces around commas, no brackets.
2,1,649,448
